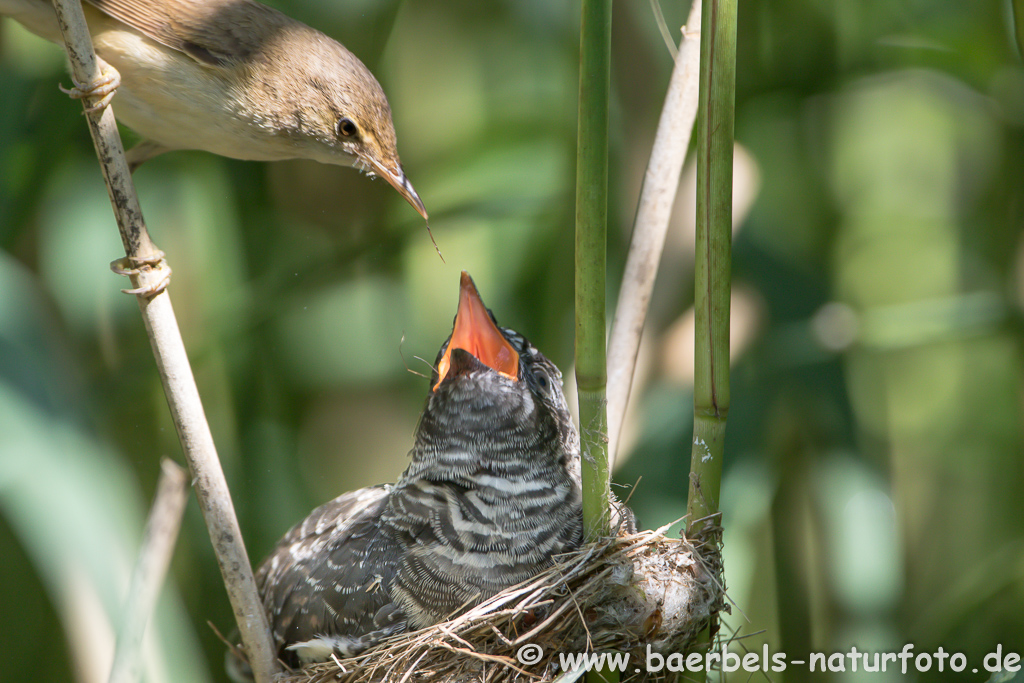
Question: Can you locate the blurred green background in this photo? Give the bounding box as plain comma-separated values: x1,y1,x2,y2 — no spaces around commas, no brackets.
2,0,1024,681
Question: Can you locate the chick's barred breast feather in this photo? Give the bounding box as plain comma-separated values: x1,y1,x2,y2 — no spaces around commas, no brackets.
255,485,401,657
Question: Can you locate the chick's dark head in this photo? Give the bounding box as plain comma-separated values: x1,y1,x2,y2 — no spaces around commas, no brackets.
418,272,577,462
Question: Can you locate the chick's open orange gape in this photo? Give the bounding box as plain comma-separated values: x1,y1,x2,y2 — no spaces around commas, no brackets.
434,272,519,391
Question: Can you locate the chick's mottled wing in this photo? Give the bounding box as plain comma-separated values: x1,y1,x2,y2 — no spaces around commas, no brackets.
84,0,291,65
255,485,402,652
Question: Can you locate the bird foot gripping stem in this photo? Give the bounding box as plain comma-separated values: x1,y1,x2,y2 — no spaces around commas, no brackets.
110,251,172,297
60,60,121,113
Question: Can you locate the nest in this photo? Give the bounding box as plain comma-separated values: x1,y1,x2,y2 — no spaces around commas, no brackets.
276,523,724,683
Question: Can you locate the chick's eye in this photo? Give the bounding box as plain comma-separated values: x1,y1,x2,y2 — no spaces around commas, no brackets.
536,371,549,390
337,117,358,137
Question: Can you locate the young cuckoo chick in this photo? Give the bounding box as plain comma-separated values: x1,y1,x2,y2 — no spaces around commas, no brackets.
250,272,610,670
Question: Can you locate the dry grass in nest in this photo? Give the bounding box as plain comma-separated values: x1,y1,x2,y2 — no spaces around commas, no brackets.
277,522,724,683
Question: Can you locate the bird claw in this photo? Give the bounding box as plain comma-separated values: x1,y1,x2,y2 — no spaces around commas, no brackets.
60,62,121,113
110,251,171,297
